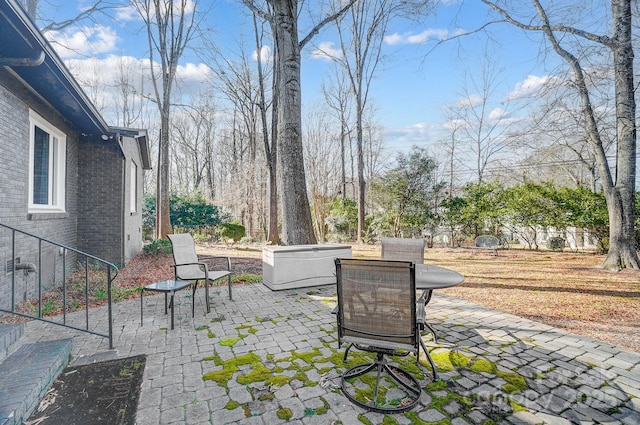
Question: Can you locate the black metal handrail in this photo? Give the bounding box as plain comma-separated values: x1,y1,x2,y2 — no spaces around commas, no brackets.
0,223,117,349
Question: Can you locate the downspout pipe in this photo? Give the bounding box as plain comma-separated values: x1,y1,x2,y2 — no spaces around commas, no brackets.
15,262,37,273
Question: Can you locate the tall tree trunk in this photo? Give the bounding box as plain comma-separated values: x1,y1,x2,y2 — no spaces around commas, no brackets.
484,0,639,270
269,81,280,244
158,109,172,238
603,0,638,269
270,0,316,245
254,12,280,245
138,0,196,240
356,102,365,243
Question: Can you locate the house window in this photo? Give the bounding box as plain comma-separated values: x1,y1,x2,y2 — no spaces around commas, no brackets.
28,110,66,212
130,161,138,213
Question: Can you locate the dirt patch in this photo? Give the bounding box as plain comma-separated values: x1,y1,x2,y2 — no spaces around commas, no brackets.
25,355,146,425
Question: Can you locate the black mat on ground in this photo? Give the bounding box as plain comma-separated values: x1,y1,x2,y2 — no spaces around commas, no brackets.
26,354,146,425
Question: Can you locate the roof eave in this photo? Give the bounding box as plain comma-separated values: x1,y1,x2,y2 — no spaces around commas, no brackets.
0,0,111,137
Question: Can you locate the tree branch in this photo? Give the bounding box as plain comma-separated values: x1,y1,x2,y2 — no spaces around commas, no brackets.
241,0,272,23
40,1,121,33
299,0,358,49
481,0,612,47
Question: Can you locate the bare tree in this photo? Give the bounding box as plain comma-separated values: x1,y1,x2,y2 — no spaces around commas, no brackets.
113,56,145,128
171,95,218,195
241,0,357,245
326,0,431,242
519,70,616,190
21,0,119,32
134,0,199,239
484,0,639,269
303,105,342,241
251,13,280,244
322,71,354,205
447,57,517,183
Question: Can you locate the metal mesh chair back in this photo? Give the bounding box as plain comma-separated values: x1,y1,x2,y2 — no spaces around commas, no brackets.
380,237,424,264
336,258,417,352
167,233,206,280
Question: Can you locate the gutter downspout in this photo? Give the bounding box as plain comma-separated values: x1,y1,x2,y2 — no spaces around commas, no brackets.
118,132,126,266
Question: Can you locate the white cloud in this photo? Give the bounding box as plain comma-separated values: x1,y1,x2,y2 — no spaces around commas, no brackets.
47,25,119,58
384,122,451,146
115,5,139,21
64,54,212,125
176,62,212,83
252,45,273,63
408,29,450,44
451,93,483,109
384,28,464,45
310,42,343,61
383,33,404,46
505,74,552,101
489,107,509,121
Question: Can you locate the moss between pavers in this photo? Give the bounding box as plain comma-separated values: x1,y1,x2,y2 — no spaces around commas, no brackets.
470,358,497,375
224,400,239,410
202,352,261,387
403,411,449,425
219,337,240,347
235,324,258,334
277,407,292,420
201,320,537,424
499,372,527,394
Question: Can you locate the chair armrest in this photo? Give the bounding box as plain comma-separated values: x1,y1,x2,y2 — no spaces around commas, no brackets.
171,262,207,280
171,262,207,269
198,255,232,271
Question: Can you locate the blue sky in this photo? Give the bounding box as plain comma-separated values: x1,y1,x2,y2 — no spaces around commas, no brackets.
37,0,557,153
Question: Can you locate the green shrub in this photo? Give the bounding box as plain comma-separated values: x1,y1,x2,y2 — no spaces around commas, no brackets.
143,239,172,256
142,193,231,237
239,236,254,245
216,222,245,242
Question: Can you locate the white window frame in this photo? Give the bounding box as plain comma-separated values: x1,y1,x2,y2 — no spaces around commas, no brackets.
28,110,67,213
130,160,138,213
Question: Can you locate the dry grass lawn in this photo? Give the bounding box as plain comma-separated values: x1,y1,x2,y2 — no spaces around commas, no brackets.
347,244,640,352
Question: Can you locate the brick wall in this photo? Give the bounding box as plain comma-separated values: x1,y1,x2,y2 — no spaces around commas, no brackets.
120,135,145,263
0,70,80,309
76,138,124,266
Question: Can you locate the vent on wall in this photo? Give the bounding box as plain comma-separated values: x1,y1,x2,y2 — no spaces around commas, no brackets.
6,257,20,276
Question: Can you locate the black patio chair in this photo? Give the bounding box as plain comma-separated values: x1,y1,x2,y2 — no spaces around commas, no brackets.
380,237,425,263
381,237,438,343
334,258,425,413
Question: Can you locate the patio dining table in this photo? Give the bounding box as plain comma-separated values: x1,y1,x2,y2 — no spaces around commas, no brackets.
415,263,465,304
414,264,465,342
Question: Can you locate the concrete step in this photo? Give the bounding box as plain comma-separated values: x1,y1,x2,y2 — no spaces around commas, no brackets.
0,324,23,363
0,338,72,425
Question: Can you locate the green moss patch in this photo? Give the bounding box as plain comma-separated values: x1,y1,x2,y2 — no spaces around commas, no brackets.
277,408,292,420
498,372,528,393
470,358,498,374
219,337,240,347
225,400,239,410
202,352,262,386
